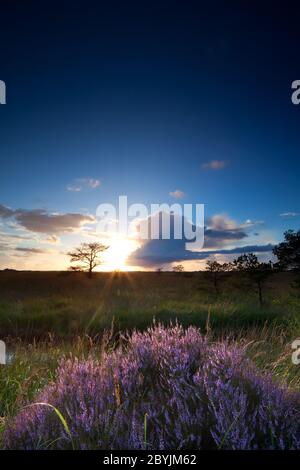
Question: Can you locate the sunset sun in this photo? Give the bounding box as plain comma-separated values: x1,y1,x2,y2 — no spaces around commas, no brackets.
102,237,138,271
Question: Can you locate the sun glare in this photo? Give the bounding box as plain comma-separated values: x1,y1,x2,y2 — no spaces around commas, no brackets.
102,237,138,271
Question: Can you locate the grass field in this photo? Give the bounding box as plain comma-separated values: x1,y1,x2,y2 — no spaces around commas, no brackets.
1,270,300,448
0,270,299,336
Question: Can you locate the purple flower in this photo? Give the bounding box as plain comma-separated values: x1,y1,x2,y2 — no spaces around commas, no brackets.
4,324,300,449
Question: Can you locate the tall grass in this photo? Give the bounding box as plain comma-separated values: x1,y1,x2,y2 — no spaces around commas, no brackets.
0,271,299,338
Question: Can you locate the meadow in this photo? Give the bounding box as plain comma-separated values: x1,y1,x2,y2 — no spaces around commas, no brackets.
0,270,300,449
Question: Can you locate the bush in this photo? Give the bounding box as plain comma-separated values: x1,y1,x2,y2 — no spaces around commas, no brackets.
4,324,300,449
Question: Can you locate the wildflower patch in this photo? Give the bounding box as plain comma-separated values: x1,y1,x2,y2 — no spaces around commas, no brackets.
4,325,300,450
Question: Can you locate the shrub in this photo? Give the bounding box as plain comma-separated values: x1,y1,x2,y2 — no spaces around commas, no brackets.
4,324,300,449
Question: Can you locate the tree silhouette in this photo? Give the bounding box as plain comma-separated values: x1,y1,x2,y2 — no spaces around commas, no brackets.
205,260,230,295
273,230,300,272
173,264,184,272
68,242,109,277
231,253,273,306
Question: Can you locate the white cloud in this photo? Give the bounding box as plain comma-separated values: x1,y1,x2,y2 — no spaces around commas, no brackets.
84,178,100,189
243,219,264,227
67,178,101,192
279,212,299,218
67,185,82,192
169,190,186,199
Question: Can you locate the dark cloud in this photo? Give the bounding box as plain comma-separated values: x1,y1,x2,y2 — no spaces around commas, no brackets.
15,247,47,254
205,244,274,255
204,227,247,244
0,204,95,235
0,204,14,218
203,214,248,247
135,212,248,248
129,239,274,267
128,212,271,267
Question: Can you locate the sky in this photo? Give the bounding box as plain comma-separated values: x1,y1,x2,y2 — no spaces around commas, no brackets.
0,1,299,271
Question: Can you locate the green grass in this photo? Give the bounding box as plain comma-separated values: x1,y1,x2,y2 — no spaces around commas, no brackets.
0,270,299,337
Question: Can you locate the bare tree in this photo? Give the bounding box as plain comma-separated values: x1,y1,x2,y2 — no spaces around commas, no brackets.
68,242,109,277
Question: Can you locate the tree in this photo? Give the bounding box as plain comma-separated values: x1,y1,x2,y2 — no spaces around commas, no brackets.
205,260,230,295
273,230,300,272
231,253,273,306
173,264,184,272
68,242,109,277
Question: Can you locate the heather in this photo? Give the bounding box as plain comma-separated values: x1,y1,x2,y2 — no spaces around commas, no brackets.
3,324,300,450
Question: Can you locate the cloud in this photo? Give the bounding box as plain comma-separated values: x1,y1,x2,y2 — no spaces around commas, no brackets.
67,185,82,192
0,204,95,235
0,231,33,241
169,190,186,199
128,212,270,267
67,178,101,192
243,219,264,227
84,178,101,189
0,204,14,218
15,247,47,254
15,210,95,235
204,214,248,248
203,244,274,256
279,212,299,218
46,235,60,244
129,239,274,267
202,160,229,170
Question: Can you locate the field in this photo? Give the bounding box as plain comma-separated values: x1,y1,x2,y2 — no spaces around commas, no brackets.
1,270,300,449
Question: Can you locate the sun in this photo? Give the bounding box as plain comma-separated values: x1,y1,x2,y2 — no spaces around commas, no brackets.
102,236,138,271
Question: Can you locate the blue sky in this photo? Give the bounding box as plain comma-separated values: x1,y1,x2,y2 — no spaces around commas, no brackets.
0,2,299,270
